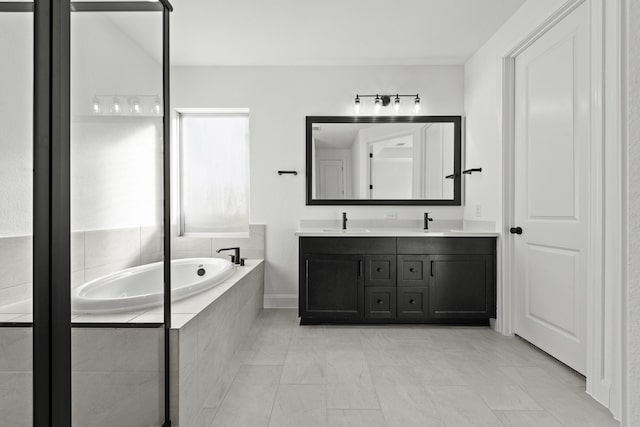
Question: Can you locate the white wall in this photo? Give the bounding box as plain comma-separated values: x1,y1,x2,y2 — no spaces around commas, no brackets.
625,0,640,424
0,14,32,237
172,65,464,304
70,14,163,231
0,13,164,237
463,0,567,225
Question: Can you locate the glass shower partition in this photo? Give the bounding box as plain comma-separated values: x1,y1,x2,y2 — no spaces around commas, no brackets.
69,2,170,426
0,3,33,425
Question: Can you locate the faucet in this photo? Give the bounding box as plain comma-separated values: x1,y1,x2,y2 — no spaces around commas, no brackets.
342,212,348,230
424,212,434,230
216,247,242,265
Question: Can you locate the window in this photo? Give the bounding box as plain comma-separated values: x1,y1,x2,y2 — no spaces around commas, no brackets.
178,110,250,236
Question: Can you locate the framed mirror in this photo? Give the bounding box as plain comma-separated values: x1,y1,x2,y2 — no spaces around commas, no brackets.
306,116,462,205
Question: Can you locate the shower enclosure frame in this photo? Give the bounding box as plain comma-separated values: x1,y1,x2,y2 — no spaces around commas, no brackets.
0,1,174,426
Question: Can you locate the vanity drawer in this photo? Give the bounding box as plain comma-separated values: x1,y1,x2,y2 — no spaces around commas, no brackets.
397,255,429,287
397,237,495,255
364,255,396,287
300,237,396,255
365,287,396,319
397,287,428,319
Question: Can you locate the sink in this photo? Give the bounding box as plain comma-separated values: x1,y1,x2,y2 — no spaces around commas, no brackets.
321,228,371,233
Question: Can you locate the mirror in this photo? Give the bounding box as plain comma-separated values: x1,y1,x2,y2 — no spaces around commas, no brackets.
306,116,461,205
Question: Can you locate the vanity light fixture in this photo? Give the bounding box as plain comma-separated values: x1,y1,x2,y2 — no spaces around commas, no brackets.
154,97,162,115
129,97,141,114
90,94,163,116
354,93,421,113
112,97,121,114
92,96,101,114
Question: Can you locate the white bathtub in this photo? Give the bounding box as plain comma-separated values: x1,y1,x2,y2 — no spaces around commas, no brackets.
72,258,235,314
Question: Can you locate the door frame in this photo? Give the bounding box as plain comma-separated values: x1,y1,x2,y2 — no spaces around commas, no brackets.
500,0,623,420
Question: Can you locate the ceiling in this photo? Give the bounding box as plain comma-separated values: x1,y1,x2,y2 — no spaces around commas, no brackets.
111,0,526,66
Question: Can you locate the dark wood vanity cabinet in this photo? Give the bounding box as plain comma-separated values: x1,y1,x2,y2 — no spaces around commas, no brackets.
299,236,496,325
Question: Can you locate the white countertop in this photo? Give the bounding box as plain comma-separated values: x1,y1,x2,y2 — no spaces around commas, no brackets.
295,228,500,237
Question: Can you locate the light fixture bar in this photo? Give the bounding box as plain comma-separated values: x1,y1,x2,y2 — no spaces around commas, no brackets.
354,93,421,111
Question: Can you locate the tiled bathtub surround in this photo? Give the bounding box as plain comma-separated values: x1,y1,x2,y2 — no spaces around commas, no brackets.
0,260,265,427
171,261,264,427
0,224,265,314
0,327,162,427
0,236,32,315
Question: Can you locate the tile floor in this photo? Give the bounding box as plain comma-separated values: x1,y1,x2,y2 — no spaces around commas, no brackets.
209,309,620,427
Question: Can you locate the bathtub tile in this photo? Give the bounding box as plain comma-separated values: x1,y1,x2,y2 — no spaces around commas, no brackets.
71,328,162,372
72,312,143,324
72,371,162,427
0,283,31,310
0,372,32,427
71,270,85,289
10,314,32,323
84,227,141,269
0,300,32,315
141,225,164,264
71,232,84,273
0,328,32,371
172,236,212,259
0,236,32,290
0,313,23,322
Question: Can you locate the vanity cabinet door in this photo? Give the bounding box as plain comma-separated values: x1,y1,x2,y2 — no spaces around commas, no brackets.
301,254,364,320
365,287,396,319
397,287,428,319
397,255,429,287
428,254,495,319
364,255,396,287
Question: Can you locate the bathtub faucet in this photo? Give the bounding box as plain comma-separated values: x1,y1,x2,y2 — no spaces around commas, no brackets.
217,247,241,265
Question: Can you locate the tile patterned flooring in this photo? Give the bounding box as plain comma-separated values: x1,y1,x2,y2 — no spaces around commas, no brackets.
209,309,619,427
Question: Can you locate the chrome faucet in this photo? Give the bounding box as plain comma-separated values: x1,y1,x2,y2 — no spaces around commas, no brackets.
342,212,348,230
216,247,242,265
424,212,434,230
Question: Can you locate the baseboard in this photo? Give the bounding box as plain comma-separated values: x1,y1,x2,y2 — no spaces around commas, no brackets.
264,293,298,308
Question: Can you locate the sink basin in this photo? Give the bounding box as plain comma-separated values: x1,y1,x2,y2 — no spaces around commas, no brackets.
321,228,371,233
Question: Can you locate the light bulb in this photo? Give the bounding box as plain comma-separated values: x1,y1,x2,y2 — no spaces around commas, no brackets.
112,97,121,114
414,95,421,113
354,95,360,114
92,97,101,114
130,97,141,114
154,97,162,115
374,95,381,113
394,95,401,113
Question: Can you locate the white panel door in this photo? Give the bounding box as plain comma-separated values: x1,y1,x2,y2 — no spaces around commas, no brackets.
317,159,344,199
513,3,589,374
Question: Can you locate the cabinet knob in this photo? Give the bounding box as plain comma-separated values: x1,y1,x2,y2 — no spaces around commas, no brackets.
376,268,382,272
377,299,384,305
409,299,415,304
409,268,415,273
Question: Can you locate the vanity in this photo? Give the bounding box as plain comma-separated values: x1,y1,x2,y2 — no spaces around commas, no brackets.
300,115,497,325
297,230,497,325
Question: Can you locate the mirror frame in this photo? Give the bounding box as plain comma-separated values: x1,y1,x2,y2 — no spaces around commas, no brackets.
306,115,462,206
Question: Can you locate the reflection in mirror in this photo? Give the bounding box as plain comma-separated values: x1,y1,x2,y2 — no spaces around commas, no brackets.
310,121,456,201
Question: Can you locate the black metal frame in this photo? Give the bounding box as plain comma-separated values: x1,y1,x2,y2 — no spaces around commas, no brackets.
306,116,462,206
1,0,173,425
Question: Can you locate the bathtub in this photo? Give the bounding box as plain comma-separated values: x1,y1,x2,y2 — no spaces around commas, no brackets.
72,258,235,314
